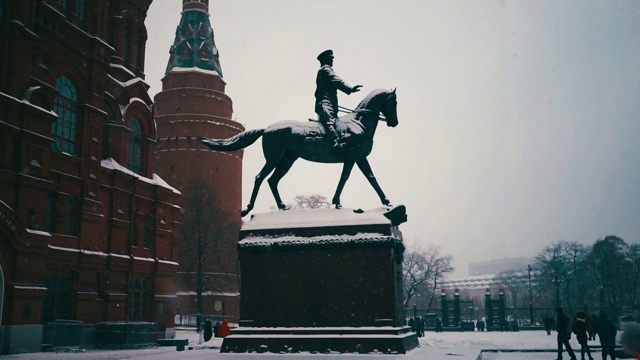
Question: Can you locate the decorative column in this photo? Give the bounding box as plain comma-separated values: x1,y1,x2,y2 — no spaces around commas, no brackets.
453,288,461,327
498,288,506,330
441,289,449,327
485,289,493,329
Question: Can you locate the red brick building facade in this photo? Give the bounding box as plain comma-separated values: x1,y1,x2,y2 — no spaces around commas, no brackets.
154,0,244,323
0,0,180,354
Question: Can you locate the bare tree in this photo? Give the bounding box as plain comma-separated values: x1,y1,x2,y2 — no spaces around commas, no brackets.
292,194,331,209
402,243,454,314
178,180,233,331
534,241,589,310
495,269,528,308
269,194,332,212
585,235,636,314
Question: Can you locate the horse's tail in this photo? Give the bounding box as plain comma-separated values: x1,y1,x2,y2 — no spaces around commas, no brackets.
198,129,265,151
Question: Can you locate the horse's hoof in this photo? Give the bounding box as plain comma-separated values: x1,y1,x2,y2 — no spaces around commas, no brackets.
382,198,391,206
335,204,342,209
241,204,253,217
277,203,288,210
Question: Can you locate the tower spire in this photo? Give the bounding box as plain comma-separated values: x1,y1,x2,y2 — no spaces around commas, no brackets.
165,0,222,76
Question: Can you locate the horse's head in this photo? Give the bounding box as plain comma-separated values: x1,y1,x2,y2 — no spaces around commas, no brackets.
381,88,398,128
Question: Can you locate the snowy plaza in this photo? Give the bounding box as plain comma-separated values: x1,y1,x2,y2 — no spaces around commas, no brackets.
2,329,629,360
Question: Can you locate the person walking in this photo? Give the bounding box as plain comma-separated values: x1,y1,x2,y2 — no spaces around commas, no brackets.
597,310,617,360
573,312,594,360
416,316,425,337
556,307,577,360
218,319,231,338
203,320,213,342
435,317,443,333
590,313,598,341
544,314,554,335
621,324,640,359
408,317,416,333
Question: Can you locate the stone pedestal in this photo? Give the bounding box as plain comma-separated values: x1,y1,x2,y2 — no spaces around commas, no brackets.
221,206,418,354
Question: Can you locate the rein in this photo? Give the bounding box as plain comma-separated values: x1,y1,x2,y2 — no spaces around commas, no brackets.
337,105,387,121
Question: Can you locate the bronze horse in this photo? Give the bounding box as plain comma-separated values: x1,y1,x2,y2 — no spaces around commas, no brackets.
199,88,398,216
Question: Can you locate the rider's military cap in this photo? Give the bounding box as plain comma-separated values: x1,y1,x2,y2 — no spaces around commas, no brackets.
317,49,334,61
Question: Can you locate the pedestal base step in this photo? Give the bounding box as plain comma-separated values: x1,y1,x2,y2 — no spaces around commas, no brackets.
220,326,419,354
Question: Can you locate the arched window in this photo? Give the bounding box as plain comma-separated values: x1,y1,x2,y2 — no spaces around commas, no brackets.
200,45,209,60
181,43,190,60
45,192,56,232
127,118,143,174
52,76,79,155
65,196,78,236
122,22,130,63
0,2,4,37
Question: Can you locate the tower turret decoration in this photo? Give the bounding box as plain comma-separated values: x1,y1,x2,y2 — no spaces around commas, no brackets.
166,0,222,76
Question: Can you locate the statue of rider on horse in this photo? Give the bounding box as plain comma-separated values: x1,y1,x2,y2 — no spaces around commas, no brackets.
199,50,399,216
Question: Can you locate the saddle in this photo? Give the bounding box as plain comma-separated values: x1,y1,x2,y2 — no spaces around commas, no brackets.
307,112,365,142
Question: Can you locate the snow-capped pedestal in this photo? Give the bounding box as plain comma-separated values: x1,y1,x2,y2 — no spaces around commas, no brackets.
221,205,419,354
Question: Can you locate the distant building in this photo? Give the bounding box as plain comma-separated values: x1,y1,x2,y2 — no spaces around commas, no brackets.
468,257,533,276
0,0,180,354
154,0,244,322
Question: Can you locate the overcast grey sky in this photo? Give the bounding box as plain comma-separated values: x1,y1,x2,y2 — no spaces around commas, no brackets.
145,1,640,276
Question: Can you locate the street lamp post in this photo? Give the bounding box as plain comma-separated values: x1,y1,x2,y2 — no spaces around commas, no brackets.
528,265,534,325
554,273,560,307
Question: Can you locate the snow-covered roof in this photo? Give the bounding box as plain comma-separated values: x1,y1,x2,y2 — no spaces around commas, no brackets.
101,157,181,194
169,66,222,77
47,244,179,266
238,232,403,252
242,206,398,232
239,206,406,244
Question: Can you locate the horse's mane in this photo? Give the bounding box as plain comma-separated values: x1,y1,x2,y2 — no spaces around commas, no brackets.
355,89,394,111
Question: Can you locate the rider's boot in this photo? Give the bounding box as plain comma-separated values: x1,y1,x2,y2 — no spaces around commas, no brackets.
327,124,345,148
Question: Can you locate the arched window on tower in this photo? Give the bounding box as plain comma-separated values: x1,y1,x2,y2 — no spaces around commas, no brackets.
181,43,190,60
52,76,79,155
71,0,85,27
123,22,130,63
200,44,209,60
134,29,143,70
127,118,143,174
0,1,3,40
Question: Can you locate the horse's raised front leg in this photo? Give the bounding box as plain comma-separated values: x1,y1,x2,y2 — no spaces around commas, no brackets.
356,158,391,206
267,153,298,210
332,161,355,209
243,161,276,217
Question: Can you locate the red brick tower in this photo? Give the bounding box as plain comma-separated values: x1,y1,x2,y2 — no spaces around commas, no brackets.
154,0,244,322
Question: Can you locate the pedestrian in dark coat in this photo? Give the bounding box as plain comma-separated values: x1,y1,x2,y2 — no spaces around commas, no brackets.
416,316,425,337
544,314,554,335
203,320,213,342
621,324,640,360
597,310,617,360
585,314,594,342
435,317,443,333
477,320,485,332
590,314,598,341
408,317,416,333
213,321,220,337
573,312,593,360
556,307,577,360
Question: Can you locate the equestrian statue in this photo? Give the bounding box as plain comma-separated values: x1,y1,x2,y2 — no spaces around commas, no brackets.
199,50,399,217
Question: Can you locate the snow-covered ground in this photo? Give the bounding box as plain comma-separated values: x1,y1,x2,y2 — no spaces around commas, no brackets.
3,329,627,360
